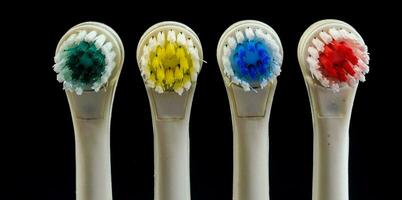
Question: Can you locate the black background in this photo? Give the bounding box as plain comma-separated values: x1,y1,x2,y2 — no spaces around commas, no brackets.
4,2,399,200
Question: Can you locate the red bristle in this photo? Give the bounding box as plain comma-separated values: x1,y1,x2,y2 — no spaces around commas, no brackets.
318,40,358,82
343,61,356,76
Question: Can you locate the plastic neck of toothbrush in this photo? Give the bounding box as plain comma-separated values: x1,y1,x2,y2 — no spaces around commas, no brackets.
306,82,357,200
67,87,116,200
146,87,195,200
226,82,276,200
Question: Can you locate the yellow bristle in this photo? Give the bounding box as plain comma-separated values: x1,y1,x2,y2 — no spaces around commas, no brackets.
156,67,165,81
166,43,176,57
175,66,184,80
144,33,198,94
150,73,156,82
166,69,174,86
156,46,165,58
176,47,185,58
174,80,183,90
180,57,189,72
151,57,160,70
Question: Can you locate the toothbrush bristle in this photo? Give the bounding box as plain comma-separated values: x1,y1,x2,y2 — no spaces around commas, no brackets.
53,30,116,95
140,30,200,95
306,28,369,92
221,27,282,91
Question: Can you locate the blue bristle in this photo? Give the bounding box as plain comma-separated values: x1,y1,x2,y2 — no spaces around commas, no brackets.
230,39,272,84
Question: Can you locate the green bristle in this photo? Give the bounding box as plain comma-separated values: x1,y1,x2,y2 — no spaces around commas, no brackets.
64,41,106,86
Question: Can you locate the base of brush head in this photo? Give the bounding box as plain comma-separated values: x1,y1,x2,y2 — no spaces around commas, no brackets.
146,87,195,119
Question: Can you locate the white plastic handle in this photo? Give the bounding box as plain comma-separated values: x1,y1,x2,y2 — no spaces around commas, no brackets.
136,21,203,200
57,22,124,200
229,83,276,200
309,84,357,200
146,86,195,200
217,20,282,200
297,19,363,200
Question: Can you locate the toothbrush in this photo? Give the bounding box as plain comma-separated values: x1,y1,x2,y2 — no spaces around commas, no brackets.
136,21,203,200
297,19,369,200
53,22,124,200
217,20,283,200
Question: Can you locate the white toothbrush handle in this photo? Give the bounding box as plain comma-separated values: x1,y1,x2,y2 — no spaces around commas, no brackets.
73,117,112,200
309,85,357,200
146,88,194,200
313,117,350,200
233,116,270,200
153,119,191,200
67,89,116,200
226,84,276,200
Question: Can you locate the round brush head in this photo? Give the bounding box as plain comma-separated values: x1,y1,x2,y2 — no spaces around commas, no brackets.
53,22,124,95
137,21,203,95
298,19,369,92
217,20,283,91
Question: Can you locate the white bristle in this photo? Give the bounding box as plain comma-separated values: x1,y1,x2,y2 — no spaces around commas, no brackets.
232,76,241,85
167,30,176,42
235,31,245,43
175,87,184,95
240,81,250,91
255,29,265,39
357,59,369,73
227,36,237,49
308,46,319,59
146,79,155,88
85,31,97,42
307,56,319,69
157,32,165,46
148,37,157,51
222,56,234,76
56,73,64,83
184,81,191,90
155,86,163,93
312,38,325,52
95,35,106,48
223,45,231,57
64,34,77,48
319,31,333,44
260,79,268,88
102,42,113,53
245,27,255,40
177,32,186,46
186,38,193,48
339,29,350,40
328,28,341,40
75,87,83,95
76,31,87,42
